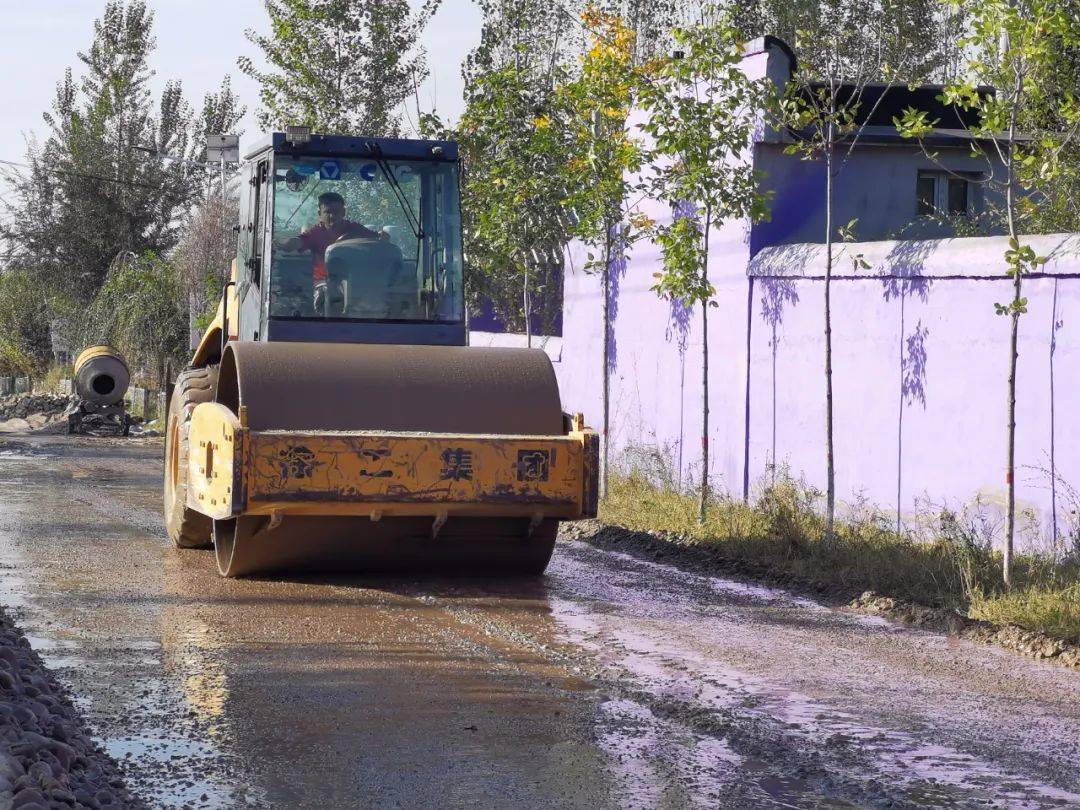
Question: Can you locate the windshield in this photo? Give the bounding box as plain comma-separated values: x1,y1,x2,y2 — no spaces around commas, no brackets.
269,154,464,323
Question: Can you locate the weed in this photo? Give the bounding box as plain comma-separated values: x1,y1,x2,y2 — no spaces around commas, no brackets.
599,452,1080,640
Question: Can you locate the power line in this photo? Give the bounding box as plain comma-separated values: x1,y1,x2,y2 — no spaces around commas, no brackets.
0,157,171,191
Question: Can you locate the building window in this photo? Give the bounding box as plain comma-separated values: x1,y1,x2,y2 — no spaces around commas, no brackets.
916,171,977,217
947,177,968,215
916,173,937,215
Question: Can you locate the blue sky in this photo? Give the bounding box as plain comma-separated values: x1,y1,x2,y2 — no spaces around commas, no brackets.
0,0,482,168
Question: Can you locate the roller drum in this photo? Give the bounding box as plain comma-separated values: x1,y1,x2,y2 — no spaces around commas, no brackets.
216,341,564,434
73,345,130,407
212,342,565,577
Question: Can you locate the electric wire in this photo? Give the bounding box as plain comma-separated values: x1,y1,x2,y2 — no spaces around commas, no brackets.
0,156,176,191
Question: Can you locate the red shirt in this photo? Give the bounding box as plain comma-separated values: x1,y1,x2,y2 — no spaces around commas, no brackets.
299,220,379,282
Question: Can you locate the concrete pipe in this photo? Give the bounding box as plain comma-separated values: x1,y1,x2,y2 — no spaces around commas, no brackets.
72,346,130,407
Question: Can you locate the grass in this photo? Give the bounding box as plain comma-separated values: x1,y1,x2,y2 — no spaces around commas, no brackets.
969,583,1080,643
37,365,65,393
599,470,1080,643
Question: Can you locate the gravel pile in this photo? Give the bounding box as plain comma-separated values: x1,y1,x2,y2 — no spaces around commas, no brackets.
0,610,143,809
0,394,74,422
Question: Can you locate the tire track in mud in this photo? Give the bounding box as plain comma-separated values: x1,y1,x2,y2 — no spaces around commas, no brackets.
541,540,1080,809
431,536,1080,807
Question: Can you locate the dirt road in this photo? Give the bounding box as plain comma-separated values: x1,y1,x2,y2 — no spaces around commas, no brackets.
0,434,1078,809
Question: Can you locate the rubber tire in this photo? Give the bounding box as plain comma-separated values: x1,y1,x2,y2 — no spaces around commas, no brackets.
164,366,219,549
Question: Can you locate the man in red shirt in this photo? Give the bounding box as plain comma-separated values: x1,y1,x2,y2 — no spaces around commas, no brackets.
277,191,381,312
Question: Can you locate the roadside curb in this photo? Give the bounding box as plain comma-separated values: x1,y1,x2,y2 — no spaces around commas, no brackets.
0,608,145,808
563,520,1080,670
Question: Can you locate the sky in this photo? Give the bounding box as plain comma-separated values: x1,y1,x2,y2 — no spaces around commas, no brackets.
0,0,482,171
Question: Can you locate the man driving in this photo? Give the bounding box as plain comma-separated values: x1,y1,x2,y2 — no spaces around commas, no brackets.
277,191,381,312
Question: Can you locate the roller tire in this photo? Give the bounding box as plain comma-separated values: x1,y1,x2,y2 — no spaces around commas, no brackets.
164,365,218,549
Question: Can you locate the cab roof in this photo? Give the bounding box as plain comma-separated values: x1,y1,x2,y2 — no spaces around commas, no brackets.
243,133,458,163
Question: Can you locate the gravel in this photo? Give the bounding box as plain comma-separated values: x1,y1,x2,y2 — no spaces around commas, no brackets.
0,395,73,423
0,609,144,809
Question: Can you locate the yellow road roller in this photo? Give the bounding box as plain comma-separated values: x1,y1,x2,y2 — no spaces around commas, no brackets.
164,130,598,577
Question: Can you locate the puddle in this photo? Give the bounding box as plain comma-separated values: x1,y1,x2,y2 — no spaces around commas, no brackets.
0,462,248,809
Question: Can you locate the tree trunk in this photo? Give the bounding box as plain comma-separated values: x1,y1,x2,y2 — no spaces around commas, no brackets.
601,227,611,499
824,140,836,541
521,219,532,349
700,205,713,523
1005,285,1019,589
1003,71,1022,590
524,258,532,349
1004,191,1019,591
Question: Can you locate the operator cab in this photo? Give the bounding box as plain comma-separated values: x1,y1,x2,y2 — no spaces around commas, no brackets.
235,132,465,347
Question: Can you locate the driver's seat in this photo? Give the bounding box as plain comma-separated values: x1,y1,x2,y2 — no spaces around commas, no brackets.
324,239,406,318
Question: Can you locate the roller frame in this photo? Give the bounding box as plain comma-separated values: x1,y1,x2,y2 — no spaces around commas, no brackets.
187,402,599,524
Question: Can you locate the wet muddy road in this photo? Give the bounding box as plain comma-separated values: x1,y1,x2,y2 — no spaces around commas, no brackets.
1,435,1079,809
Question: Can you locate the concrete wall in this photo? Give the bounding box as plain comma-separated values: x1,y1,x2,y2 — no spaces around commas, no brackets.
552,230,1080,554
552,194,756,496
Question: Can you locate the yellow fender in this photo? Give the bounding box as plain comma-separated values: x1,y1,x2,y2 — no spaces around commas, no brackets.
190,260,240,368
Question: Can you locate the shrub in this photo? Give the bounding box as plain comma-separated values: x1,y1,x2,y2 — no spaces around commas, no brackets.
0,268,52,376
83,252,188,387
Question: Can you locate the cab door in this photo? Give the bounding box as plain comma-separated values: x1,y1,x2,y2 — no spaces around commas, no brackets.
238,156,271,342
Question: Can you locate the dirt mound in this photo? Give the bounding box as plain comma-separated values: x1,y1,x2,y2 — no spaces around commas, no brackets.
0,394,74,435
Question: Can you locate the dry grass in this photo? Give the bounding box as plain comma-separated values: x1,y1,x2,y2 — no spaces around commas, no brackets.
37,365,65,393
600,471,1080,641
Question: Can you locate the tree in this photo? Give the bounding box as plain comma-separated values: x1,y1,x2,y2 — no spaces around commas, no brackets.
240,0,441,136
457,0,577,341
640,9,773,520
1017,0,1080,234
0,0,203,305
84,252,188,387
730,0,952,83
559,6,653,497
896,0,1080,586
172,194,241,348
774,0,923,540
0,270,52,377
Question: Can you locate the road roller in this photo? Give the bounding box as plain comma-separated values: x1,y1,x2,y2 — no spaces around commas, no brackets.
164,130,598,577
67,345,131,435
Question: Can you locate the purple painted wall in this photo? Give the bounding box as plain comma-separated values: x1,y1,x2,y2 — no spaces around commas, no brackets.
547,230,1080,553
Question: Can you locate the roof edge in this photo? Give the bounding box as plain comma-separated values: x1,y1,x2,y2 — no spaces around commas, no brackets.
742,35,797,77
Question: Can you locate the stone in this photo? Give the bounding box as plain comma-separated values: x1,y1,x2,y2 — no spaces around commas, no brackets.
10,787,46,808
0,751,25,781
